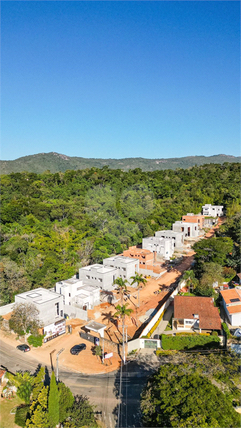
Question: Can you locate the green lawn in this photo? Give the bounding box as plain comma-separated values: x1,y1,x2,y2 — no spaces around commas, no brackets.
0,395,24,428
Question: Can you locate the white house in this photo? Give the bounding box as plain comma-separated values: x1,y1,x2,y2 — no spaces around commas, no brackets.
220,289,241,326
14,288,64,326
155,230,184,249
103,255,139,280
79,264,118,291
202,204,224,217
55,277,100,310
172,221,200,238
142,236,174,260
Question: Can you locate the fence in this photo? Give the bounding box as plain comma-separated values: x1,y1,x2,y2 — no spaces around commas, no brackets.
0,303,15,316
140,280,184,338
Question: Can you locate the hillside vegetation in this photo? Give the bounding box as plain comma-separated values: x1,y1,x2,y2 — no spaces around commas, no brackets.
0,163,240,304
1,152,240,174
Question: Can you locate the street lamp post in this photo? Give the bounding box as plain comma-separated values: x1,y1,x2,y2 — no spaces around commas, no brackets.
56,348,64,382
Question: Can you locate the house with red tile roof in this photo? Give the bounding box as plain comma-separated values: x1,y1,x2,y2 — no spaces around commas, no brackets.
172,295,221,333
220,289,241,326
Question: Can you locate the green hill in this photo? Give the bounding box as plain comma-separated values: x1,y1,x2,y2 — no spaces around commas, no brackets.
0,152,240,174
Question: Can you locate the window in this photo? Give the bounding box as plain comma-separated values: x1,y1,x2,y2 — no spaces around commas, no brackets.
55,302,59,316
86,275,90,279
98,278,103,283
60,310,63,317
185,320,193,324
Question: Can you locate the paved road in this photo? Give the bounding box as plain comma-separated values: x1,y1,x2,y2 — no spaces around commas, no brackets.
0,340,159,428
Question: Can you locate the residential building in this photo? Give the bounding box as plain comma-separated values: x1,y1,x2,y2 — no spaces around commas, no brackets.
14,287,64,327
172,295,221,333
79,264,117,292
220,289,241,326
202,204,224,217
122,246,154,268
55,277,100,310
172,221,200,238
103,255,139,279
155,230,184,248
142,236,173,260
182,213,205,229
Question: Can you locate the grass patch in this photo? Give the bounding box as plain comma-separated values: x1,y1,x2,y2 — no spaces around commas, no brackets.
161,333,220,351
0,394,24,428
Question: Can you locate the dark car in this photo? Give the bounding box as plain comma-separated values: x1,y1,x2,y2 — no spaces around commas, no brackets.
70,344,86,355
17,344,30,352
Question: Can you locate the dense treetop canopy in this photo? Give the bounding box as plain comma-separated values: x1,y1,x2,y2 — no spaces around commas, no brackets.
0,163,240,302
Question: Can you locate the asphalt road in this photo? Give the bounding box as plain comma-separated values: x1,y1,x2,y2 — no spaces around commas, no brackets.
0,340,158,428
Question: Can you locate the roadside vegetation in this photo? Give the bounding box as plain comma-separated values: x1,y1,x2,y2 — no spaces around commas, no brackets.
3,367,97,428
141,351,241,427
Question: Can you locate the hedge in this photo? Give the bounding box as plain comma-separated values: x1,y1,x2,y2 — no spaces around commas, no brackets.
15,405,30,427
222,322,230,339
161,334,220,351
27,334,44,347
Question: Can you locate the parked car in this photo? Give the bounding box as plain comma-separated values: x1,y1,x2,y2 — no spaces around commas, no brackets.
16,344,30,352
70,344,86,355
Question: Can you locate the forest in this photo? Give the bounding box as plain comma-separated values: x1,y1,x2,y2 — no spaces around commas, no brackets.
0,162,240,304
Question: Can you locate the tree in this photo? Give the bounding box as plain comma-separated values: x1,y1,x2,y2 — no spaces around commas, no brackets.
182,270,199,292
93,345,102,363
114,304,133,364
200,263,224,288
48,371,59,428
141,364,240,427
9,302,42,338
7,371,34,404
193,237,233,278
65,395,97,428
113,277,129,305
26,386,49,428
130,273,147,307
58,382,74,424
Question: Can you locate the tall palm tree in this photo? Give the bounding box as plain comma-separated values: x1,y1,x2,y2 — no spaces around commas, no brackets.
130,273,147,307
114,304,133,365
113,277,129,304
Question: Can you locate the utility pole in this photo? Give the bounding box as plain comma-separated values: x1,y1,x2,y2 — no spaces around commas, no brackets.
56,348,64,382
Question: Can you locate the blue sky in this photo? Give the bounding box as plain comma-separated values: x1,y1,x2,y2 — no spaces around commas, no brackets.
1,1,240,160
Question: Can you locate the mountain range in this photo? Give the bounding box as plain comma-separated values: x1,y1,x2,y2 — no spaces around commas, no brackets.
0,152,240,174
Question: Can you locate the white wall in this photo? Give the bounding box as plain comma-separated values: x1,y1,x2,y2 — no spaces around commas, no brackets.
0,303,14,315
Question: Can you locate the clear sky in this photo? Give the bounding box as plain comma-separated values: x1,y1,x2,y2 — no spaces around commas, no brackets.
1,1,240,160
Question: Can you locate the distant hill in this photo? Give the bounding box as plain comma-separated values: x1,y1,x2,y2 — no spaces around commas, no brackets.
0,152,240,174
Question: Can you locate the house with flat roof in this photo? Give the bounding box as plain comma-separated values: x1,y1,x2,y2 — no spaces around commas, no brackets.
79,264,118,291
103,255,139,279
172,295,221,333
172,221,200,238
142,236,174,260
14,287,64,326
56,277,100,314
202,204,224,217
220,289,241,326
155,230,184,249
122,247,154,268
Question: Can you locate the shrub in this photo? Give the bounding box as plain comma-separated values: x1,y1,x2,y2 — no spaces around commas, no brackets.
161,334,220,351
211,331,218,336
27,334,43,347
222,322,231,339
15,405,30,427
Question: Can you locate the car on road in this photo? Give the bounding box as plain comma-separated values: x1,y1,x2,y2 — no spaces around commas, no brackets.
70,344,86,355
16,344,30,352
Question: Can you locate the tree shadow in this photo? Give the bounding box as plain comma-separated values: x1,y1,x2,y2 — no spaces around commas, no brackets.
111,357,160,427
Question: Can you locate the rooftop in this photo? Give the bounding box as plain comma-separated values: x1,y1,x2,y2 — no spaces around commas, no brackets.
174,295,221,330
105,255,138,264
80,264,116,273
220,289,241,305
15,288,61,304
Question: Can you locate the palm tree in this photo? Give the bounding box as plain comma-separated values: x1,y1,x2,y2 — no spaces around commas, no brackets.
113,277,129,304
130,273,147,307
114,304,133,365
182,270,198,293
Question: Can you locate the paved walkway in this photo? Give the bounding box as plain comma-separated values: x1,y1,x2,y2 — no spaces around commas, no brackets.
151,305,174,338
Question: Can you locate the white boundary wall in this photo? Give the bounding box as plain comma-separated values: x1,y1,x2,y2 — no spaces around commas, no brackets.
0,303,14,315
128,338,161,353
140,280,184,337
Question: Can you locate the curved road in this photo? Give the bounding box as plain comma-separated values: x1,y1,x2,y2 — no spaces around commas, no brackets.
0,340,156,427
